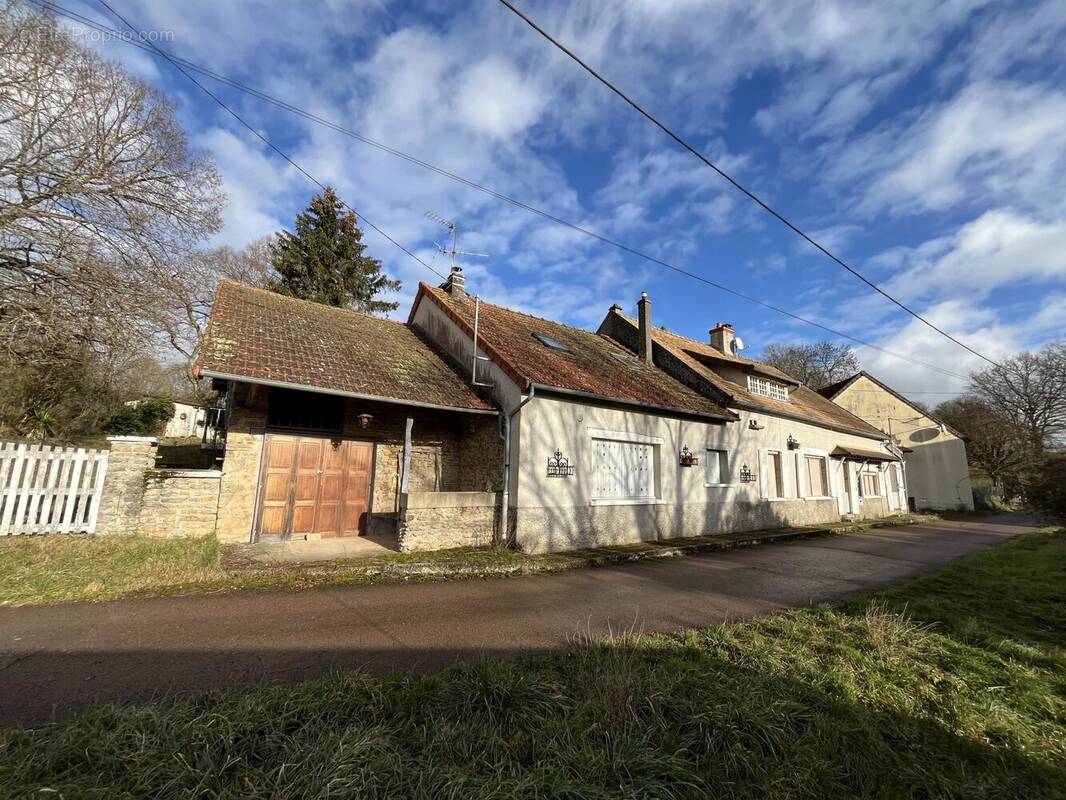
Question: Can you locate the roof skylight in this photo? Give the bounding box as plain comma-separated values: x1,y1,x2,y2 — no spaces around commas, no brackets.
533,333,569,352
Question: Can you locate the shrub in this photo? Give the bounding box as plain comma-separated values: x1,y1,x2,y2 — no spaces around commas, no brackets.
1025,453,1066,520
104,397,175,436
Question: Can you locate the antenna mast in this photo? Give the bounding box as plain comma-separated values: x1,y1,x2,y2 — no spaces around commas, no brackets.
424,211,488,271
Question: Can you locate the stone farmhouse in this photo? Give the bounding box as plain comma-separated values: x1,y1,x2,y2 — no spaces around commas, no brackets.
168,268,912,554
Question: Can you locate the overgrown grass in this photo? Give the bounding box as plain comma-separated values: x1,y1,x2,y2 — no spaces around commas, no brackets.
0,535,220,605
2,529,1063,798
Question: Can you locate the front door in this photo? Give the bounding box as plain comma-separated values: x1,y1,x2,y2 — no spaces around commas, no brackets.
257,434,373,540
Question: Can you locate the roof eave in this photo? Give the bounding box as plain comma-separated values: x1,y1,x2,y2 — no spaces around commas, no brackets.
199,369,499,415
729,399,886,441
530,382,736,423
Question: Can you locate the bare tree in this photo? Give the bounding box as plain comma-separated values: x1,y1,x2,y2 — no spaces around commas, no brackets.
154,236,275,378
0,5,224,363
761,341,860,389
970,343,1066,451
935,397,1029,493
0,4,224,436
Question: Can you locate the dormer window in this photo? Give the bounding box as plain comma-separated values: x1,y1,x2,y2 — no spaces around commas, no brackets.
748,375,789,402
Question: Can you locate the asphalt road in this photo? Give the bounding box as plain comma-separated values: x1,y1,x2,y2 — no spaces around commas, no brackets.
0,514,1036,726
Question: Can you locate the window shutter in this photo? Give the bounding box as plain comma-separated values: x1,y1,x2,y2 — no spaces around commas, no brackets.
790,453,802,498
758,449,768,498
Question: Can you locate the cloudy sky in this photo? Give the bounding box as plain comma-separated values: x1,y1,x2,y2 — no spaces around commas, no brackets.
60,0,1066,402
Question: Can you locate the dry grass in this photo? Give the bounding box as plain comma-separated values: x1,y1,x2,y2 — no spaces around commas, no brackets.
0,535,221,605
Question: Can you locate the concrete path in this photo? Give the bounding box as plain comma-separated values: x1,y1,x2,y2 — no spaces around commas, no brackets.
0,514,1036,726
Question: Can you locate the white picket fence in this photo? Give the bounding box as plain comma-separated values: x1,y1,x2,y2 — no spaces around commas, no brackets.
0,442,109,535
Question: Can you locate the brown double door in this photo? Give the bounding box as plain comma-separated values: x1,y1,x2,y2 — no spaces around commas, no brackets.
257,434,372,539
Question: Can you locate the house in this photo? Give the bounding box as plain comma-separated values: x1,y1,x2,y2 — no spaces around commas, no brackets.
411,268,907,553
819,372,974,511
195,280,502,551
195,270,909,554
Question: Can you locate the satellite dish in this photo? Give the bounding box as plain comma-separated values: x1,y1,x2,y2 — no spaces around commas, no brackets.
732,337,746,353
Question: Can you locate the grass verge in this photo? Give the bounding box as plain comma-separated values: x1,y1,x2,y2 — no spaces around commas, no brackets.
0,514,933,607
1,527,1063,798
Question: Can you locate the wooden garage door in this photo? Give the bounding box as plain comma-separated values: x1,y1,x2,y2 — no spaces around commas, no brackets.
257,434,372,540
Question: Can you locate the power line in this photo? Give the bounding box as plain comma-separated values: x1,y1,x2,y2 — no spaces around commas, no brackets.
88,0,444,281
40,0,970,382
495,0,1000,370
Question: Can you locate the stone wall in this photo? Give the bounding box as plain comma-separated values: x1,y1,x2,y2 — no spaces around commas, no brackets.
215,384,268,543
138,470,221,538
95,437,160,535
398,491,499,552
95,436,221,538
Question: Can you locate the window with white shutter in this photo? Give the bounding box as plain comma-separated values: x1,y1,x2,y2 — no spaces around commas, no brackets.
591,438,655,500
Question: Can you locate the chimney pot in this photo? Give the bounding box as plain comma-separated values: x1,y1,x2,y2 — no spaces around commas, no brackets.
637,292,653,365
609,303,622,313
710,322,735,354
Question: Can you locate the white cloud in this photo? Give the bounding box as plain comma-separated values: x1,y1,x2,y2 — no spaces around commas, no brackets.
834,82,1066,216
455,59,545,139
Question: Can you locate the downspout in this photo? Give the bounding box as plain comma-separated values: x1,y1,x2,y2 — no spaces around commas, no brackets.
497,385,535,548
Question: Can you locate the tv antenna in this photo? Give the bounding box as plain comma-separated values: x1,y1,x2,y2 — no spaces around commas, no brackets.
424,211,488,270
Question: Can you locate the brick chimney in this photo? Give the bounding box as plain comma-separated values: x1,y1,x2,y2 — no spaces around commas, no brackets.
637,292,653,364
441,266,466,298
709,322,735,354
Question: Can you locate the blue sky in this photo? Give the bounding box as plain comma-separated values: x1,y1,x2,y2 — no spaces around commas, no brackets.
61,0,1066,402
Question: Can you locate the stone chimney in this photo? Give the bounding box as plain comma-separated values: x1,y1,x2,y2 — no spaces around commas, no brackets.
709,322,735,354
637,292,653,364
441,266,466,298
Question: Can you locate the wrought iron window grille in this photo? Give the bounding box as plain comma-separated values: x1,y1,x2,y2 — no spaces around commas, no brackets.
679,445,699,467
739,464,757,483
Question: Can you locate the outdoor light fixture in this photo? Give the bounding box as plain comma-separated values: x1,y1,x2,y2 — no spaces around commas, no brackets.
356,413,374,429
546,449,575,477
748,419,765,431
787,434,801,450
679,445,699,467
739,464,756,483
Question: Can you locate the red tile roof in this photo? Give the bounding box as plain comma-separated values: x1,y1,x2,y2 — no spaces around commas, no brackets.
196,281,494,412
413,284,735,421
608,312,886,439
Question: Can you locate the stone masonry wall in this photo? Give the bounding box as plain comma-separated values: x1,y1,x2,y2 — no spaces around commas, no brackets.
138,470,221,538
215,385,268,543
398,491,499,552
95,437,159,535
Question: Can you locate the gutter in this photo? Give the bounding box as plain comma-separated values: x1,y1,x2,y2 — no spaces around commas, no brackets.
197,369,499,416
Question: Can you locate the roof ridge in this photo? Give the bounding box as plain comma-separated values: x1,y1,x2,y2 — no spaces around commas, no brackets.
424,282,609,337
222,279,408,326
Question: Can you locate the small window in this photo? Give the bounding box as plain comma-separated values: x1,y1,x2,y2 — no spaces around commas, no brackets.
765,451,784,498
805,455,829,497
267,388,343,432
747,375,789,402
533,332,569,352
861,471,881,497
705,449,729,485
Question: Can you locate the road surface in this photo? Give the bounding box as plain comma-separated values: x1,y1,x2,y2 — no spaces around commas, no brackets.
0,514,1035,726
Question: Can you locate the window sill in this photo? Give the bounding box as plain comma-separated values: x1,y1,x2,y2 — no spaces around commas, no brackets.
704,483,735,489
589,497,665,507
765,497,790,502
803,496,834,501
